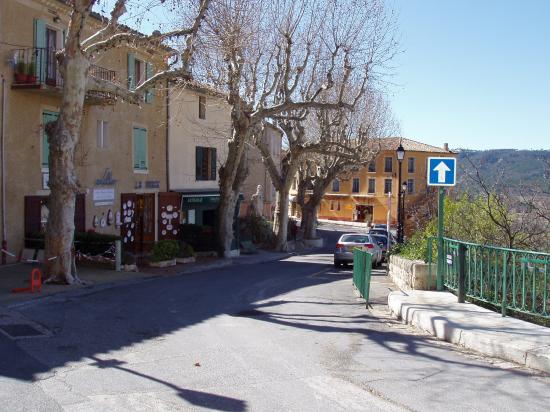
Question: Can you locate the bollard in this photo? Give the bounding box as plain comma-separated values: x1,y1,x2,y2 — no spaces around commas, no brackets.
457,243,466,303
115,240,122,272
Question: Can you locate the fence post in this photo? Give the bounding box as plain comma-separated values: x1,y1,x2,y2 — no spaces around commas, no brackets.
364,251,372,307
427,237,433,289
115,240,122,272
501,251,508,317
457,243,466,303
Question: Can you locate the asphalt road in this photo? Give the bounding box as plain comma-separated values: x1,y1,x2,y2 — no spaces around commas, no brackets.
0,225,549,411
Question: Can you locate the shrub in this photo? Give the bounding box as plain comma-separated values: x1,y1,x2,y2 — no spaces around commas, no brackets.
178,242,195,258
239,215,274,245
151,240,179,262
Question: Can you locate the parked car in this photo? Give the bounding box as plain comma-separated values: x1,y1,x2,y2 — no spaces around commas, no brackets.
368,228,396,244
334,233,383,268
369,234,390,261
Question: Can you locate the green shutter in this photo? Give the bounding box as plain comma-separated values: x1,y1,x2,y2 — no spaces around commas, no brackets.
127,53,135,90
62,30,66,47
42,111,59,169
145,62,154,103
196,147,203,180
33,19,47,80
133,128,147,170
210,148,217,180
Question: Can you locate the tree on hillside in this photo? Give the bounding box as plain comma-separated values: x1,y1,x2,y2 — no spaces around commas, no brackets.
294,91,395,241
195,0,397,254
44,0,210,283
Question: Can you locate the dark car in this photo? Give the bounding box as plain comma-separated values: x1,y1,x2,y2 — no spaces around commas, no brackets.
369,228,396,244
369,234,390,261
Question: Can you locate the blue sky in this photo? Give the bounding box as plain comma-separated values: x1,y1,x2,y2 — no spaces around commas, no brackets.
391,0,550,150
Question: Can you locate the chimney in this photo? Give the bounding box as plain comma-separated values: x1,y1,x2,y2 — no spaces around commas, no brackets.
443,142,449,152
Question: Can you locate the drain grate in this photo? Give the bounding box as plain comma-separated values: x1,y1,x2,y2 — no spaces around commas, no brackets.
0,324,46,338
234,309,266,317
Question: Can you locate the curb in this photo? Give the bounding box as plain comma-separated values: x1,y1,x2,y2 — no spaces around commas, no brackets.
388,291,550,374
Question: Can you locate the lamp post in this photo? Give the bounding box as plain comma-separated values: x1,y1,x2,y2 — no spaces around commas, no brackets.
401,181,407,242
396,143,405,243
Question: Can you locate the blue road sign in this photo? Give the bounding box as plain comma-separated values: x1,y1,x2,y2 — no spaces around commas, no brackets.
427,157,457,186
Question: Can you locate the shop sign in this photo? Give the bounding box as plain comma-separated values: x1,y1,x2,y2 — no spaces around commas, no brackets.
183,196,220,205
93,188,115,206
145,180,160,189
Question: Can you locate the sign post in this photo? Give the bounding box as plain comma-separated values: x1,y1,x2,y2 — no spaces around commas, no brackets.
427,157,457,291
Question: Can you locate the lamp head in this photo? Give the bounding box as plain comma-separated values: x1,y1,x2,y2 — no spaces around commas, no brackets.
396,143,405,161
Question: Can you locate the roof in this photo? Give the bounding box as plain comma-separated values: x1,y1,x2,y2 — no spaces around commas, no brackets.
172,79,228,99
372,137,453,154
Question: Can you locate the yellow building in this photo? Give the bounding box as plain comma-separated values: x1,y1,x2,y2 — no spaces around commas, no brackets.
316,138,455,229
0,0,169,256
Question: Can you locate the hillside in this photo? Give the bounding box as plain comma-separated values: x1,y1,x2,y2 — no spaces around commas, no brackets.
456,149,549,192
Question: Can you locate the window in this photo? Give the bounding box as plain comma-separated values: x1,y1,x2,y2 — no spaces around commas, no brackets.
42,110,59,170
368,161,376,173
407,179,415,194
408,157,415,173
384,178,392,194
133,127,148,171
97,120,108,148
196,146,217,180
332,179,340,192
330,201,335,211
199,96,206,119
384,157,393,173
336,201,341,211
128,54,153,102
352,178,360,193
368,178,376,194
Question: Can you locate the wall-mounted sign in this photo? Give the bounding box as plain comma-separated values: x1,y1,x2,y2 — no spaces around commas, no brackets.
135,181,143,189
93,188,115,206
145,180,160,189
96,168,117,185
182,196,220,205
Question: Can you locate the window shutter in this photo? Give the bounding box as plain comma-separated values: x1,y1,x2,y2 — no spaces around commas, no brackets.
196,147,203,180
127,53,136,90
133,128,147,170
62,30,66,47
210,148,217,180
33,19,47,80
145,62,154,103
42,111,59,169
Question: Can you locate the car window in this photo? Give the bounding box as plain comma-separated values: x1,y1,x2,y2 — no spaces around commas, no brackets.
371,235,387,246
340,235,369,243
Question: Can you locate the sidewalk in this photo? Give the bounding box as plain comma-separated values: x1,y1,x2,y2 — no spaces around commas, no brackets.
388,290,550,374
0,250,289,308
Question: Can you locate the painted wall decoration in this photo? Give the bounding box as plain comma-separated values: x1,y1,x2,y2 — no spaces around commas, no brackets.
115,211,121,228
122,200,136,244
159,199,180,239
107,209,114,226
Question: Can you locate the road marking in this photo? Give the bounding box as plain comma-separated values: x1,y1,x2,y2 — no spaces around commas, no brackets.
307,268,332,278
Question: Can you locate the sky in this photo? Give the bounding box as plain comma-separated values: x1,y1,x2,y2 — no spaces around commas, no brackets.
95,0,550,151
390,0,550,150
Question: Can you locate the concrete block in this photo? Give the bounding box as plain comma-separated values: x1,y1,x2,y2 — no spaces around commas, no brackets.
526,346,550,373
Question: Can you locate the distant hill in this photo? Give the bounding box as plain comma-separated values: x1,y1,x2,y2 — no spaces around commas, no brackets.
455,149,549,192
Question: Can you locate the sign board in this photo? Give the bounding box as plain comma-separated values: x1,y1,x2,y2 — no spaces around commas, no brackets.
427,157,457,186
93,188,115,206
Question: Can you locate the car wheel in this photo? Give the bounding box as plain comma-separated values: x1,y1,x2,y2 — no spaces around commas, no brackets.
334,261,341,268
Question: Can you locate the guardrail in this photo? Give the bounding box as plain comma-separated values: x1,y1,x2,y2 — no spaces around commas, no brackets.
428,237,550,320
353,249,372,306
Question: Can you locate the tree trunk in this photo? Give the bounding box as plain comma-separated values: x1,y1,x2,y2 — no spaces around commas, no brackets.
273,189,290,251
44,55,89,284
301,204,318,240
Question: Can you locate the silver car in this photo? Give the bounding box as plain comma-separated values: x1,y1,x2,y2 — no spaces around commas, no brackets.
333,233,383,268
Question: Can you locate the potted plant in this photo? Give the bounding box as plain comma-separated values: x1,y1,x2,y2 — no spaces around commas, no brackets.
15,61,27,83
149,240,179,267
26,59,37,83
176,242,196,264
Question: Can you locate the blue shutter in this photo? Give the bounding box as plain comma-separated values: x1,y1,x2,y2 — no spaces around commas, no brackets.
33,19,47,81
145,62,154,103
127,53,135,90
133,128,147,170
196,147,203,180
42,111,59,169
210,148,217,180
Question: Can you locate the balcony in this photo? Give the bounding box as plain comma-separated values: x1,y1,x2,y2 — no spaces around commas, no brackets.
11,48,118,104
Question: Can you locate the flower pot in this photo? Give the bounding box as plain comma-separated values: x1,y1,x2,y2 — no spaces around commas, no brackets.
14,73,27,83
26,75,37,84
176,256,196,264
149,259,177,268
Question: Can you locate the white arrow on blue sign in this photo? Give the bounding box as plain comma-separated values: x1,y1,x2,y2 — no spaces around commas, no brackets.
427,157,457,186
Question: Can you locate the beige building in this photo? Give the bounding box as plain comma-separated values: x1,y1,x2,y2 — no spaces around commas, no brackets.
0,0,169,256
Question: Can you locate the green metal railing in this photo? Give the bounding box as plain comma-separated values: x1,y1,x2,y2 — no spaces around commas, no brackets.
353,249,372,306
428,237,550,320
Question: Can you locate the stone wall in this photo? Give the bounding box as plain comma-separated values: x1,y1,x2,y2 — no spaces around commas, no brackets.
388,255,437,290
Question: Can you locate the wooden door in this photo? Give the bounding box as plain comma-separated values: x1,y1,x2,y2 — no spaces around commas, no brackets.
121,193,138,253
138,193,155,253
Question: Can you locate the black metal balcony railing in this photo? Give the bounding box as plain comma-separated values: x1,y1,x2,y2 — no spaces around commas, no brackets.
11,47,117,89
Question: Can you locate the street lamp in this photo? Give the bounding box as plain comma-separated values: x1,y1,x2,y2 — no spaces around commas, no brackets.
396,143,405,243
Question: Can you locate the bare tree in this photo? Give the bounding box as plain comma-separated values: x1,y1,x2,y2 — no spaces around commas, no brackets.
44,0,210,283
294,91,395,240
